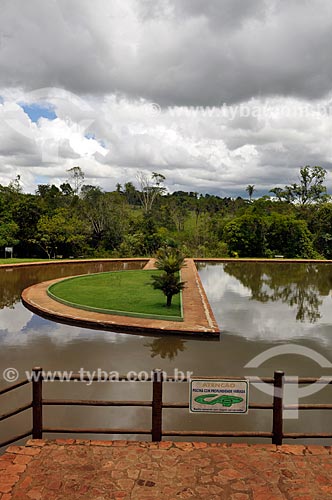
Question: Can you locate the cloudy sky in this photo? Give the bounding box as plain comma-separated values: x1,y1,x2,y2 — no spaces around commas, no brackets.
0,0,332,197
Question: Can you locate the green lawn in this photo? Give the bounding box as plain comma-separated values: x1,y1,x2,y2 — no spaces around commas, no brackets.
48,270,182,320
0,258,51,264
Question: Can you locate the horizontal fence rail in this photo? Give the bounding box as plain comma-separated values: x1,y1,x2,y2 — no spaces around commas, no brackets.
1,367,332,448
0,378,33,448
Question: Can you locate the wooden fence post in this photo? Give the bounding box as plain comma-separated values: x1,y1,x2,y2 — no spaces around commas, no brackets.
32,367,43,439
272,370,284,445
152,369,163,442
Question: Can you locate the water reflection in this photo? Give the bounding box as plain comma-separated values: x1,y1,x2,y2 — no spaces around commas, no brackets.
0,302,33,336
145,337,187,360
0,261,146,310
0,261,148,352
197,262,332,344
223,262,332,323
2,261,332,448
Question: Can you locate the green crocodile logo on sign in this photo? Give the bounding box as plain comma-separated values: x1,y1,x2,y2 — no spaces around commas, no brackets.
194,393,244,407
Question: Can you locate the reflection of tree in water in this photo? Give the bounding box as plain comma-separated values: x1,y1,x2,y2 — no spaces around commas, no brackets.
0,261,146,310
0,269,26,309
223,262,332,323
145,337,187,360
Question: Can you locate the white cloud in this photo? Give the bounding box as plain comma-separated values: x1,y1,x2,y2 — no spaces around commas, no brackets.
0,302,33,335
0,0,332,194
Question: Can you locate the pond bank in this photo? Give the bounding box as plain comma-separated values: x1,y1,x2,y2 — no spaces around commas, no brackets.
21,259,220,337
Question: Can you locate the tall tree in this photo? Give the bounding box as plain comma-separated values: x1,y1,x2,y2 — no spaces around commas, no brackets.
67,166,85,195
8,175,22,194
124,182,140,205
136,171,166,213
0,219,19,248
31,208,87,258
246,184,255,202
270,166,329,205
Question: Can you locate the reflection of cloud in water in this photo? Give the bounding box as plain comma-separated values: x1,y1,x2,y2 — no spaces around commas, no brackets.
222,295,332,345
0,303,136,347
0,302,33,334
200,269,251,299
200,267,332,346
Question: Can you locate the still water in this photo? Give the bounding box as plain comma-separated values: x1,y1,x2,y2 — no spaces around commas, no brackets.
1,260,332,449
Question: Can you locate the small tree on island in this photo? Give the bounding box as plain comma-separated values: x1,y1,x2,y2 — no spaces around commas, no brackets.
151,246,186,307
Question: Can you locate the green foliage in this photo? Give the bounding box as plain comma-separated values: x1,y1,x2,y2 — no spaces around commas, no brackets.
154,246,186,274
223,214,268,257
0,219,19,247
309,204,332,259
118,232,147,257
31,208,88,258
151,272,185,307
270,166,329,205
11,195,43,255
0,165,331,260
223,213,317,258
151,246,186,307
266,214,316,258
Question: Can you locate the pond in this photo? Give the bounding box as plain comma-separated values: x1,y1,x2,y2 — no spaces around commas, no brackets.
1,260,332,449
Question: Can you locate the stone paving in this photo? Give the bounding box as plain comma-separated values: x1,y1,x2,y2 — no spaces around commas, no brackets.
1,439,332,499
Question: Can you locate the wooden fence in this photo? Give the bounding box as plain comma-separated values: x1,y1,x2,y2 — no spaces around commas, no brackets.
1,368,332,449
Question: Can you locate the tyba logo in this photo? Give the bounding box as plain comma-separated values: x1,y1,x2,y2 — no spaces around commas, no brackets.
245,344,332,419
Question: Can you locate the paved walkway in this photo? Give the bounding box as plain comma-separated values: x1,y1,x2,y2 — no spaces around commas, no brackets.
21,259,219,337
1,439,332,499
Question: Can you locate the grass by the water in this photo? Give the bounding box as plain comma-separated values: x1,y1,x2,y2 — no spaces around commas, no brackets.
48,270,182,319
0,258,50,264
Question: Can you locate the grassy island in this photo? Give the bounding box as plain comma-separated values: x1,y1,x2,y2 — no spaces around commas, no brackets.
47,270,183,321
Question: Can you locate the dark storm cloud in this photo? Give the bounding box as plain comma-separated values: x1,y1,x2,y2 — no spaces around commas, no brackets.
1,0,332,105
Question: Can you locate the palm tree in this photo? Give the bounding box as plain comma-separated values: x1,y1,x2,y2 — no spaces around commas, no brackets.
151,246,186,307
154,246,185,274
151,272,186,307
246,184,255,202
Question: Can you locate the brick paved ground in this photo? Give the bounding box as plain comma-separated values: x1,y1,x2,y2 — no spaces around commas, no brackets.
1,440,332,499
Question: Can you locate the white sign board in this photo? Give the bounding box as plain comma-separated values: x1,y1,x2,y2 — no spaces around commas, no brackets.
5,247,13,252
190,378,249,414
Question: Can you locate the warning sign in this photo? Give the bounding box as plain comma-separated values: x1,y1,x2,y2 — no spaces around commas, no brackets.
190,378,249,414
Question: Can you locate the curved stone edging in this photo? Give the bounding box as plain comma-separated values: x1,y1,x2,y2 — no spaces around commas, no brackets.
21,259,220,337
17,257,331,337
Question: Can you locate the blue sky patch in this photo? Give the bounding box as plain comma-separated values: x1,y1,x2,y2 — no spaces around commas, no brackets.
20,103,57,123
35,175,49,185
85,132,95,139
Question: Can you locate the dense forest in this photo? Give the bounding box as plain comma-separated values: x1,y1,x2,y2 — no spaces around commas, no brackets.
0,165,331,260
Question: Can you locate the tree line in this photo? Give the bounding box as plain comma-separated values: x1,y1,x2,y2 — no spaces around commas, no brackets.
0,165,331,260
